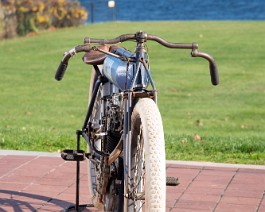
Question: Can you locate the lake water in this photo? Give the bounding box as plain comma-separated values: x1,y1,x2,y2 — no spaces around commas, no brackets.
80,0,265,23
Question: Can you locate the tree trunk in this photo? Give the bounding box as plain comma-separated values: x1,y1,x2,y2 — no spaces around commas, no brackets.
0,1,4,39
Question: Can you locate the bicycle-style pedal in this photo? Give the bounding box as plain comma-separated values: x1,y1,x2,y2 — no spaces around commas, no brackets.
166,177,179,186
61,149,86,161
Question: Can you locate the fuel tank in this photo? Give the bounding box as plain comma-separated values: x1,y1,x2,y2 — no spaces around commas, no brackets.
103,56,134,90
102,48,148,91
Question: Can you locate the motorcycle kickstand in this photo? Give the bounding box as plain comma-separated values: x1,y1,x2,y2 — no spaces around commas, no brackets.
62,130,94,212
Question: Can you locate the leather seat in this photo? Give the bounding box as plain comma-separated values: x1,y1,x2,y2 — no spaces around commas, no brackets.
82,45,110,65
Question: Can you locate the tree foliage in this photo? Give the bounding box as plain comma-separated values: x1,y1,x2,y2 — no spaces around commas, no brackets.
0,0,88,38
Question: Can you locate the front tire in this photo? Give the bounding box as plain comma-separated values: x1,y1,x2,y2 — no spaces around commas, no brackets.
128,98,166,211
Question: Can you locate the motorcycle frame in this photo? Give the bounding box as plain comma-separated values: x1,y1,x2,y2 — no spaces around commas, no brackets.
81,40,157,210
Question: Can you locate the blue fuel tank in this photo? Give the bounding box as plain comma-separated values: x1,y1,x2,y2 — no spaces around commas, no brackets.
102,48,149,91
103,47,149,91
103,56,134,90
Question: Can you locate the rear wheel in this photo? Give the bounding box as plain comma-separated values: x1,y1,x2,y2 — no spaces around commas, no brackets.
87,67,103,209
128,98,166,211
87,66,123,211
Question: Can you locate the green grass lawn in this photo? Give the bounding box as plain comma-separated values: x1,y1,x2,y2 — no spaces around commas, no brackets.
0,21,265,164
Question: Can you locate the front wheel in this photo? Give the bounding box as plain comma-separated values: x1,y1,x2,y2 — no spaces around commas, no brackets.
127,98,166,211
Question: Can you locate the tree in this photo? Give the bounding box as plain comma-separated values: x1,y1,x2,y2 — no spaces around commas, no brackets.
1,0,17,38
0,0,88,38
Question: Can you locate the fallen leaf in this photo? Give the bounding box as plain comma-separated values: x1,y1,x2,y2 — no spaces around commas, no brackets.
193,133,201,141
197,119,203,126
240,124,248,129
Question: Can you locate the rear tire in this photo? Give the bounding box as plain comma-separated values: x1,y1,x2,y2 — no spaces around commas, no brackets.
87,66,123,211
128,98,166,211
87,67,103,209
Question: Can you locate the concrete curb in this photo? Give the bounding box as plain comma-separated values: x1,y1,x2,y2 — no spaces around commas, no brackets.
1,150,264,170
0,150,60,157
167,160,265,170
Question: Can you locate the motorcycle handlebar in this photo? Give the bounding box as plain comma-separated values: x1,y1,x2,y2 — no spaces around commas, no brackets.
84,32,198,49
56,32,219,85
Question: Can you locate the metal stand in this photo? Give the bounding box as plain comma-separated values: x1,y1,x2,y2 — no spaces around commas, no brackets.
61,130,94,212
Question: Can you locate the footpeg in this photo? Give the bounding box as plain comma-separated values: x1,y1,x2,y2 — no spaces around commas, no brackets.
166,177,179,186
61,149,86,161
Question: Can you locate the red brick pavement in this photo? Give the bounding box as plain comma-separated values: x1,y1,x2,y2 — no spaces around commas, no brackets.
0,151,264,211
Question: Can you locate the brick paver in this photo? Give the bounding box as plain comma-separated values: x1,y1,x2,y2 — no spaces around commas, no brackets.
0,152,264,211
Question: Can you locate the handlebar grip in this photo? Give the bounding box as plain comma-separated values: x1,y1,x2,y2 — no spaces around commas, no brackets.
55,61,68,81
191,50,219,86
209,60,219,86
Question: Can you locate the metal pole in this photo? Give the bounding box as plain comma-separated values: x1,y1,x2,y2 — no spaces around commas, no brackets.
75,130,82,211
90,2,94,24
108,1,115,22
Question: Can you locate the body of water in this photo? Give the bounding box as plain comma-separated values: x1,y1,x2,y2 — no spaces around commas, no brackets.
80,0,265,23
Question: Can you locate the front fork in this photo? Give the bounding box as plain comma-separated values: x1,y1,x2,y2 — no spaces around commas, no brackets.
122,90,157,211
122,43,157,210
122,91,133,211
